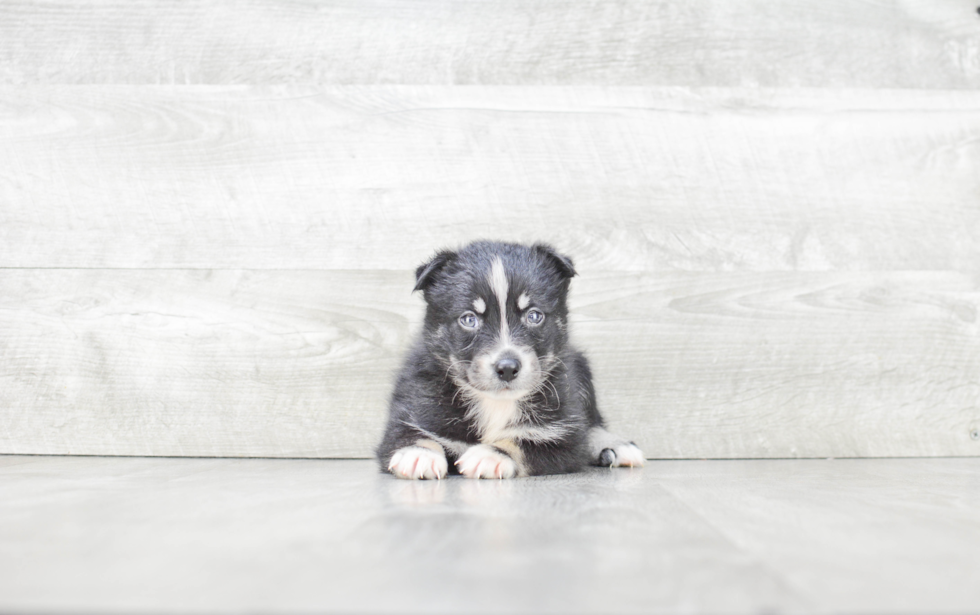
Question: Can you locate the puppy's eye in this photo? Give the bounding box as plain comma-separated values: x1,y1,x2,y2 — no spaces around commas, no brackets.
525,309,545,325
458,311,480,329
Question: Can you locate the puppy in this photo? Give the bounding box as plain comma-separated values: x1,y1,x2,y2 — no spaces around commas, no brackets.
376,241,644,479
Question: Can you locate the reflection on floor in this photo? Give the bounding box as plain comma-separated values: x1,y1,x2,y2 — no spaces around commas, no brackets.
1,456,978,613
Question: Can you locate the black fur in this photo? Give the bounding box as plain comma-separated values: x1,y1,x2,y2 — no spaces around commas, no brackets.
376,241,609,477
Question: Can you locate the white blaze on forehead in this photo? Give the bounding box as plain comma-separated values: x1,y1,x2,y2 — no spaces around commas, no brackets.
472,297,486,314
517,293,530,310
488,257,510,340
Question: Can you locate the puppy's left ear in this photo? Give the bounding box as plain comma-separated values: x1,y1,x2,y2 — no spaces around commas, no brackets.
413,250,457,292
533,243,576,279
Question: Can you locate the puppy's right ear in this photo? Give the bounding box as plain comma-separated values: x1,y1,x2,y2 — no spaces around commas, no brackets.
413,250,457,292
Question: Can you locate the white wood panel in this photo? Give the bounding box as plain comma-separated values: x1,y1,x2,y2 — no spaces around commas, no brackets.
580,271,980,458
1,0,978,88
2,269,977,458
0,269,421,458
2,86,979,270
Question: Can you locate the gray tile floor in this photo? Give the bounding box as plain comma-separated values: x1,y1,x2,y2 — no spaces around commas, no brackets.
1,456,978,614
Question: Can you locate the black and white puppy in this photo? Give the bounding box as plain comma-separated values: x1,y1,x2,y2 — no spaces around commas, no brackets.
377,241,644,479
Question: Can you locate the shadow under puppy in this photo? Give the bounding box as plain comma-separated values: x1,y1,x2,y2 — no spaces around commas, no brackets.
377,241,644,479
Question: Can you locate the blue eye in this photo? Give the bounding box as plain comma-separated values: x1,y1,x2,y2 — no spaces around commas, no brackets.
459,312,479,329
526,309,545,325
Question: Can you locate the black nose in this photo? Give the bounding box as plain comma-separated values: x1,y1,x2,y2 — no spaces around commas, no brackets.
495,358,521,382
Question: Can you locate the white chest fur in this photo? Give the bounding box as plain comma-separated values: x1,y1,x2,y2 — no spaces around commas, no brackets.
466,395,521,444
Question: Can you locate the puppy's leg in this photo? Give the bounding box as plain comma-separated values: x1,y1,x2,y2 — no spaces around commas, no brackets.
387,439,449,480
569,351,645,468
588,426,645,467
455,442,522,479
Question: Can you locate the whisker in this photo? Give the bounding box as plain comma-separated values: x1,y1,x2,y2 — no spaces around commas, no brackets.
545,379,561,411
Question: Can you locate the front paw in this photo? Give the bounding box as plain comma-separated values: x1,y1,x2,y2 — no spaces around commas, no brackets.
388,446,448,480
598,442,645,468
455,444,518,479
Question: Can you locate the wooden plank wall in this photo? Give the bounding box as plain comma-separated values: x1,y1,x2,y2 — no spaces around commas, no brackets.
1,0,979,458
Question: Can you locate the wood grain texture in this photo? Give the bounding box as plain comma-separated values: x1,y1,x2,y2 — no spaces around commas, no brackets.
0,269,421,457
1,0,979,87
2,86,979,271
2,3,977,462
2,456,979,613
2,269,977,458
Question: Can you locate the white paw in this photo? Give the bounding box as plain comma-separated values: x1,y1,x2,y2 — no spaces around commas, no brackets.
455,444,518,479
599,442,645,468
388,446,448,480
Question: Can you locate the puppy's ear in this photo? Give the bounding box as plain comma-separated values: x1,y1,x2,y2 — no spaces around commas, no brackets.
414,250,457,292
533,243,576,279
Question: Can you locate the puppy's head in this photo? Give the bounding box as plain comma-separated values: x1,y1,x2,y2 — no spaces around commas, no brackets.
414,241,576,400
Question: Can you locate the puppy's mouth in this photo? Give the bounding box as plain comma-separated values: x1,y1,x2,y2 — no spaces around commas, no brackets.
460,372,531,398
472,383,529,399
